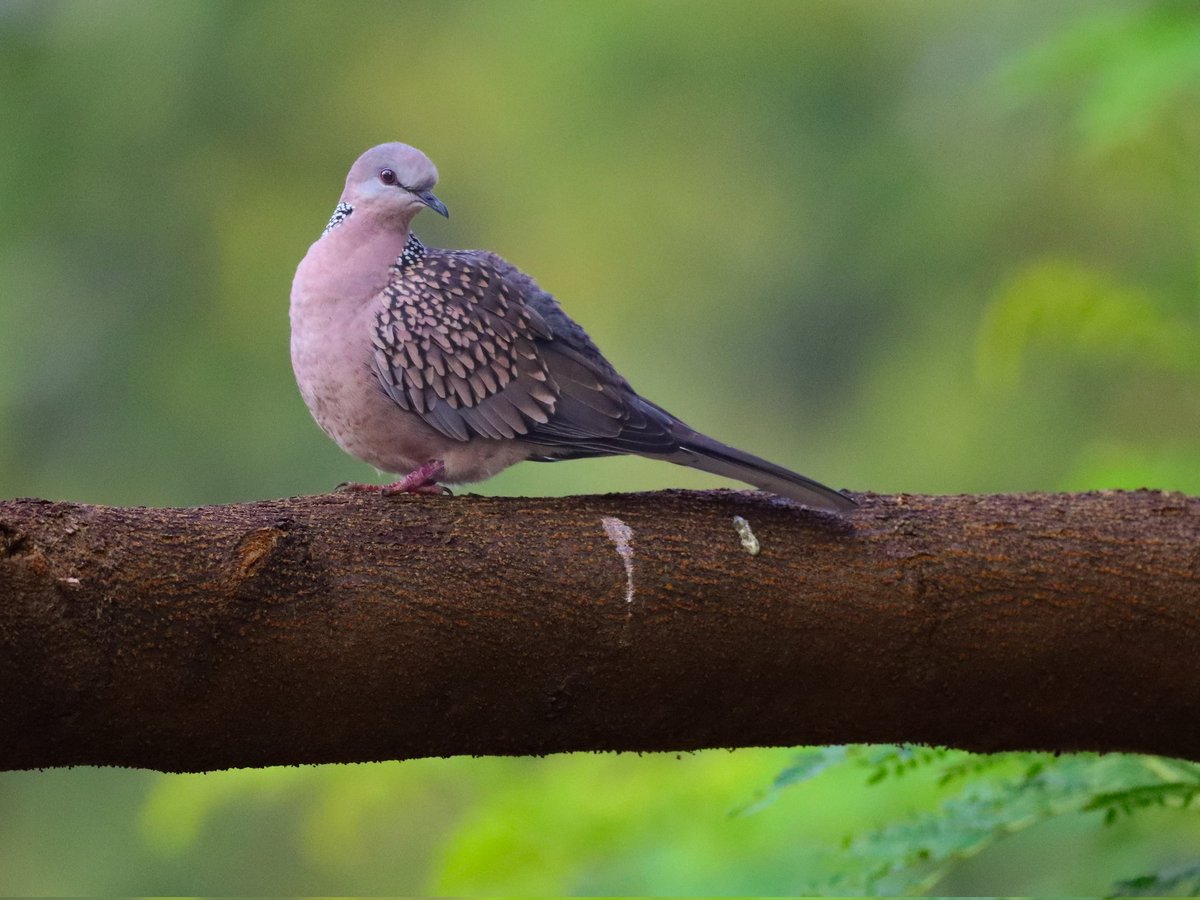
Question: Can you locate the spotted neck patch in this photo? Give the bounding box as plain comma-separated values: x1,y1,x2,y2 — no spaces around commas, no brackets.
322,201,353,236
396,233,427,270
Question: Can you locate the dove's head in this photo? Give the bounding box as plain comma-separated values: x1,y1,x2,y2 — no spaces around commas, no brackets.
340,143,449,228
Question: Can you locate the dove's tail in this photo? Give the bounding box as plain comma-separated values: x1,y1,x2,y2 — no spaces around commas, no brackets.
667,431,857,512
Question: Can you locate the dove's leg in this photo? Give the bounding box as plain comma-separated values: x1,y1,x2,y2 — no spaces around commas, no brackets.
337,460,449,495
382,460,448,495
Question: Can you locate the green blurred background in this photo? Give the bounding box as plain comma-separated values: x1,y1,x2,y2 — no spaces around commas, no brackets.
2,0,1199,893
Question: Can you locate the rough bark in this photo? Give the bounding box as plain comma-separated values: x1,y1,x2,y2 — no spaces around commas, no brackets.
0,489,1197,773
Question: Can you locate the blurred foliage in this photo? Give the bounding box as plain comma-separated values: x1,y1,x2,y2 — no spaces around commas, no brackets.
1116,862,1200,896
2,0,1199,894
755,746,1200,895
979,260,1197,385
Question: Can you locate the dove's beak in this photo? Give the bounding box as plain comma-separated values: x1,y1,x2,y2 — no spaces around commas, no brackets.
416,190,449,218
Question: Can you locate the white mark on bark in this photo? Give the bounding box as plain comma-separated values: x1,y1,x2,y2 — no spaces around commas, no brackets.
732,516,760,556
601,516,635,606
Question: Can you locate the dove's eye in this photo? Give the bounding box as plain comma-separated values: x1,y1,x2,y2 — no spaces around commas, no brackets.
379,168,399,186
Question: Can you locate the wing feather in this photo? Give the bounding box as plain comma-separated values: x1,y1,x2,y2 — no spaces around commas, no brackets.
371,245,681,455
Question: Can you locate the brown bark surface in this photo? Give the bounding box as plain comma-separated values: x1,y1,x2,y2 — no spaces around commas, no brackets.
0,488,1197,772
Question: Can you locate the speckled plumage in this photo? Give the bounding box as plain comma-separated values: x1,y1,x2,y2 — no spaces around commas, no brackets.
322,201,353,236
291,142,855,511
371,239,557,438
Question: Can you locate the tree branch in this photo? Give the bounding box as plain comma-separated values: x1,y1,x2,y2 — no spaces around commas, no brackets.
0,489,1196,772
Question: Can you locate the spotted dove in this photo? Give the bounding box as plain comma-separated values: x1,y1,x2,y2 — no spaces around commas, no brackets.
290,143,855,511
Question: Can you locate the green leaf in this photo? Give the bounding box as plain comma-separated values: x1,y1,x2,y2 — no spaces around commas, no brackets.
1111,861,1200,897
765,750,1200,894
733,745,850,815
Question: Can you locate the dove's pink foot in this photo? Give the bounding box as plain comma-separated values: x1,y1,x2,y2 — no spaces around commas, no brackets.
382,460,448,495
338,460,449,496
